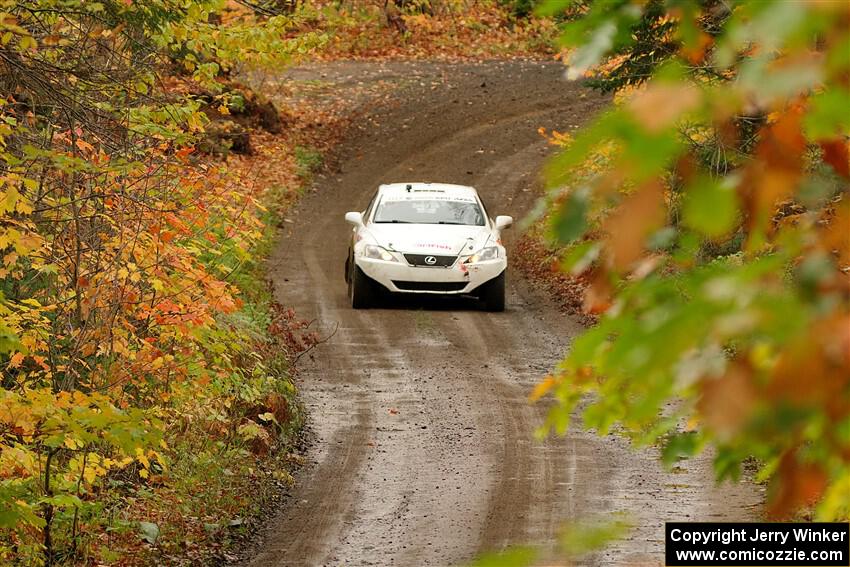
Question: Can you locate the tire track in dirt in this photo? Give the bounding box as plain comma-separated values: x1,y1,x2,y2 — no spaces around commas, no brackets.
240,61,763,567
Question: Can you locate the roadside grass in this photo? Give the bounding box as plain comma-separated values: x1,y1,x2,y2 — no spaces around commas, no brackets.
295,146,324,183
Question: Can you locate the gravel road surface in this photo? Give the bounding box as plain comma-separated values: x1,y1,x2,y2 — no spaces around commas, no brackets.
243,60,762,567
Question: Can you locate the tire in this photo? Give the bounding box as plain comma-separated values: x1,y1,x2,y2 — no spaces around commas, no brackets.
479,270,505,312
349,265,377,309
344,251,351,284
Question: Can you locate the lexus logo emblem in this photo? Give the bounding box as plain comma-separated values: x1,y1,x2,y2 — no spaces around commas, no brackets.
424,256,437,265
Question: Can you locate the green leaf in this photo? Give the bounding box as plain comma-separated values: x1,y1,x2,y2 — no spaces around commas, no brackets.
561,241,601,274
0,490,45,529
563,20,618,80
551,189,589,244
661,432,703,467
0,322,22,355
682,176,739,238
713,449,743,482
139,521,159,545
467,546,537,567
535,0,578,17
804,88,850,140
39,494,83,509
560,516,632,557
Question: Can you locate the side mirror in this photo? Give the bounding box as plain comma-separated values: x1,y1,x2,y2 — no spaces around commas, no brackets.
345,211,364,227
495,215,513,230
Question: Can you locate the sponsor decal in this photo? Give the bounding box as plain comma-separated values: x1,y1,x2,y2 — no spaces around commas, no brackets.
383,195,476,203
415,243,453,250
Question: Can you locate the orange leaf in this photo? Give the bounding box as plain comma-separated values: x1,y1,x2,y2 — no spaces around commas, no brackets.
603,179,666,271
8,352,25,369
583,270,614,315
819,138,850,179
175,146,195,162
31,355,49,371
529,374,557,402
767,450,828,519
628,83,700,133
75,138,94,153
681,31,713,65
697,359,757,442
740,107,806,244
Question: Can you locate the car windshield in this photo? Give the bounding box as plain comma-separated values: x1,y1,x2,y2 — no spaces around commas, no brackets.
373,198,485,226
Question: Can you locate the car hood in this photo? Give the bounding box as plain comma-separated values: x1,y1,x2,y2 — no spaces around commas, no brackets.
365,223,494,255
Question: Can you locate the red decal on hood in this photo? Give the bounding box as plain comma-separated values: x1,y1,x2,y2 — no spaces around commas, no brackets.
415,243,453,250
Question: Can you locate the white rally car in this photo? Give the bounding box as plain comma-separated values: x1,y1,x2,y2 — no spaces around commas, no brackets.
344,182,512,311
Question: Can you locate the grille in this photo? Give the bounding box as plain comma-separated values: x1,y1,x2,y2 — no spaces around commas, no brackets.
392,281,467,292
403,253,457,267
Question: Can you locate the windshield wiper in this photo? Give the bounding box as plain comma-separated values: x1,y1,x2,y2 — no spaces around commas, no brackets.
374,220,412,223
437,221,467,225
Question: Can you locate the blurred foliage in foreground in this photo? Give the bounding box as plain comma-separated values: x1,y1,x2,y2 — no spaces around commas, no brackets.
533,0,850,521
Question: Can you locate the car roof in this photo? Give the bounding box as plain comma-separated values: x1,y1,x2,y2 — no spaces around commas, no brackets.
377,182,479,201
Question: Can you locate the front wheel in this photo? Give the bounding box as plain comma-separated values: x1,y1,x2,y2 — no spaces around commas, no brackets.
479,270,505,312
349,265,377,309
344,250,352,284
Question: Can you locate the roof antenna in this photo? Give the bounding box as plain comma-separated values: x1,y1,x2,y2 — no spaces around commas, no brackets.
406,184,412,192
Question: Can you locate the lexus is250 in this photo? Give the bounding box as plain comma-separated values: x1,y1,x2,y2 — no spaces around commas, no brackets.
344,182,512,311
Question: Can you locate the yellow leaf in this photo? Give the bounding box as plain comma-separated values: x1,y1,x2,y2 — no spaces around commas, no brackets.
84,467,98,484
2,187,19,214
0,228,20,250
529,375,557,402
15,197,33,215
152,451,168,471
135,447,150,469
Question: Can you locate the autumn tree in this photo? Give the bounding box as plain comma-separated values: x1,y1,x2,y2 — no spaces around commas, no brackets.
0,1,322,562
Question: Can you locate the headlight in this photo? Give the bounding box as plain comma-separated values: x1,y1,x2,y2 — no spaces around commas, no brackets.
465,246,499,263
363,244,397,262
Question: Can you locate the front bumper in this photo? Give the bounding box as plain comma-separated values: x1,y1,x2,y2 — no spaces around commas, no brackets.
355,255,506,294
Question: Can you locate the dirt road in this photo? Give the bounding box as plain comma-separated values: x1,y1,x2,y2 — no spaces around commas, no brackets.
244,61,762,567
